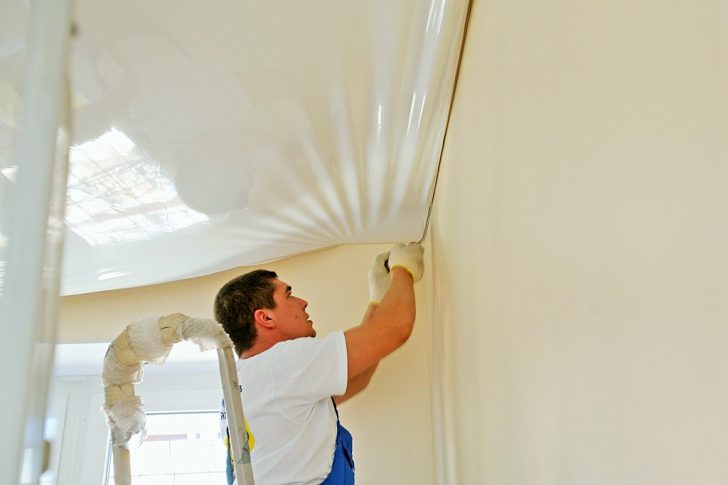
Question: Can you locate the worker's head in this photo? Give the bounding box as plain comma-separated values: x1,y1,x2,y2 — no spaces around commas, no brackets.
215,269,278,356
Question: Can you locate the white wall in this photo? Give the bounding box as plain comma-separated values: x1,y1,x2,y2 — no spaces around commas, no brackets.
431,0,728,483
57,244,435,485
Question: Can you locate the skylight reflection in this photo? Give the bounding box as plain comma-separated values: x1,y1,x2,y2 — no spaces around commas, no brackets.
1,166,18,182
67,128,208,246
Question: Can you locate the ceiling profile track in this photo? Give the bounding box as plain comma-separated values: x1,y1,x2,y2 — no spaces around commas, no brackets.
418,0,474,244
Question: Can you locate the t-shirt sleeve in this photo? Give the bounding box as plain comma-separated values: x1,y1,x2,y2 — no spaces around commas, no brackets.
268,330,348,404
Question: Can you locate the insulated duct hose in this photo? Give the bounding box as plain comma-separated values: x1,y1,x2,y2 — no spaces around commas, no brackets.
101,313,254,485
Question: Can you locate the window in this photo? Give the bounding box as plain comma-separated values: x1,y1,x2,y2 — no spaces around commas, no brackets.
105,411,226,485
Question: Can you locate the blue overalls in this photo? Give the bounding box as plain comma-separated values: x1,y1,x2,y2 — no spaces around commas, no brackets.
320,400,355,484
225,398,355,484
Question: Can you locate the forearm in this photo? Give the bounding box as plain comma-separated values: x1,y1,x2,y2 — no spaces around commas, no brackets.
360,303,377,326
370,268,416,341
337,303,383,401
356,272,415,366
339,268,416,402
343,245,421,381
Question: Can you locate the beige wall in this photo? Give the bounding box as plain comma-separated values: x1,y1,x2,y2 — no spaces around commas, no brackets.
431,0,728,484
59,244,435,485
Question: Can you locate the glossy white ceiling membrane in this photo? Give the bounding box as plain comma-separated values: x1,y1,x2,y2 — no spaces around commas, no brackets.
1,0,469,295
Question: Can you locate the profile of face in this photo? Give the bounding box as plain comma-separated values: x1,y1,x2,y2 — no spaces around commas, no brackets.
266,278,316,340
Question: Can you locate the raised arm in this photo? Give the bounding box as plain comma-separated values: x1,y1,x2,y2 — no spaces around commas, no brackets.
336,244,424,403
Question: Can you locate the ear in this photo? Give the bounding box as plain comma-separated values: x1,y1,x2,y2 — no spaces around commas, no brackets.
254,308,276,329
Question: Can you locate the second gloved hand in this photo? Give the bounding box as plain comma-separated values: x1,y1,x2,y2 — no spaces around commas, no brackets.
388,243,425,283
368,251,391,304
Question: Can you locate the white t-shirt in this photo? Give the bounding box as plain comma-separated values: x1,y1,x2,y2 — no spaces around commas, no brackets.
231,331,348,485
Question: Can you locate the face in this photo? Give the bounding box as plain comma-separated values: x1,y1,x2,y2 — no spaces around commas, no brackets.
267,278,316,340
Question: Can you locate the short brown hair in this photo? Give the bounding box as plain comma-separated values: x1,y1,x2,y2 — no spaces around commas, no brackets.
214,269,278,356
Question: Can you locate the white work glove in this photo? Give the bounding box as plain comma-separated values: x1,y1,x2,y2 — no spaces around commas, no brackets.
388,243,425,283
368,251,391,304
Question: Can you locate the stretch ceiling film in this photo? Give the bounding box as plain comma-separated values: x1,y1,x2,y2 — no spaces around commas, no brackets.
1,0,469,295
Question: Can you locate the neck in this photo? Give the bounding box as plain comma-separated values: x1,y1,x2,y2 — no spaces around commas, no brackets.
241,338,276,359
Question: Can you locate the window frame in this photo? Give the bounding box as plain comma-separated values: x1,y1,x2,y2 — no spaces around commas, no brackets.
49,367,223,484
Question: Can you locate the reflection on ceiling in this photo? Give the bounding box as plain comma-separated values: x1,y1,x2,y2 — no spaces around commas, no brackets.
67,128,209,246
1,0,469,295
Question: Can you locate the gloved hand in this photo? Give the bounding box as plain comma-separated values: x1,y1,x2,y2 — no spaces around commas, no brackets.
368,251,391,304
388,243,425,283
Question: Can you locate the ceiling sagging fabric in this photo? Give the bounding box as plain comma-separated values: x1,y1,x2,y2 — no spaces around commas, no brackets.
0,0,469,295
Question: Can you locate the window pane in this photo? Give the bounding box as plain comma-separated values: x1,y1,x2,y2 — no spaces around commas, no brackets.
106,411,225,485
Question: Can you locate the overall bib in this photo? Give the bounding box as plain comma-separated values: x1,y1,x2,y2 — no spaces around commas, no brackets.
320,401,355,485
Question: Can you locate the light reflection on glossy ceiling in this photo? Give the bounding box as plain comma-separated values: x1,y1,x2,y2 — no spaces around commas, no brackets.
0,0,469,294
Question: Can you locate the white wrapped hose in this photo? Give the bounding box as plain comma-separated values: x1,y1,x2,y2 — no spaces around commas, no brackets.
102,313,254,485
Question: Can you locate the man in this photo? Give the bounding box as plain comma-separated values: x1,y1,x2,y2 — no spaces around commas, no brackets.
215,243,424,485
